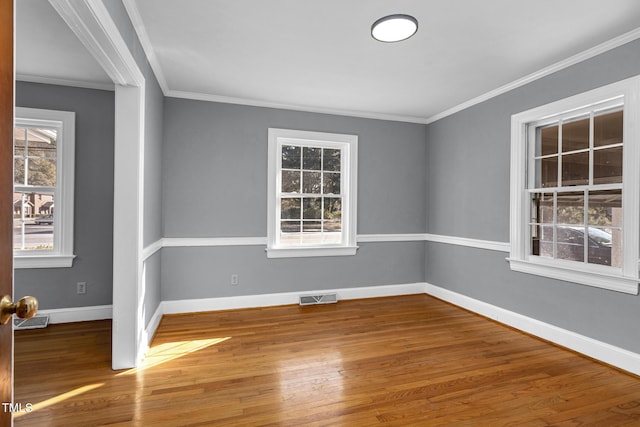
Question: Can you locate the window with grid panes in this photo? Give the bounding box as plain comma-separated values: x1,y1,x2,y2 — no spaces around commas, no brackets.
267,128,357,258
509,77,640,294
13,107,76,268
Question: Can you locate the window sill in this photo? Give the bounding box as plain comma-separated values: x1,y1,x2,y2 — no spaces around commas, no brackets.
14,255,76,269
507,257,638,295
266,245,358,259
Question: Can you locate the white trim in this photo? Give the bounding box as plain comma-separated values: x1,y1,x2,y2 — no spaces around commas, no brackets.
121,0,169,94
149,234,510,250
161,283,426,315
137,303,163,363
424,233,510,252
508,258,638,295
167,90,429,124
16,74,114,91
48,0,144,86
13,255,75,269
266,246,358,258
142,238,163,261
39,305,112,324
424,283,640,377
357,233,427,242
425,27,640,124
144,304,163,341
112,84,145,370
162,236,267,247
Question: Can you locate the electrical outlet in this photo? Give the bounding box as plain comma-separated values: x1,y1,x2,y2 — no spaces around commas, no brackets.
231,274,239,285
77,282,86,294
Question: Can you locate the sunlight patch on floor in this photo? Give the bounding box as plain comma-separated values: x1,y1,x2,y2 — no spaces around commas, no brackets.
118,337,231,376
14,383,104,418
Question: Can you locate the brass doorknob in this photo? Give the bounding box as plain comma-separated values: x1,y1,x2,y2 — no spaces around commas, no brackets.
0,295,38,325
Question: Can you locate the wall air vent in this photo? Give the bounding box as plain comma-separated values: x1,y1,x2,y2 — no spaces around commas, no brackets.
14,314,49,330
299,293,338,306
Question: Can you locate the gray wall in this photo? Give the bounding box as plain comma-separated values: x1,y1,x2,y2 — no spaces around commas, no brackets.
425,38,640,353
15,82,114,309
161,99,426,299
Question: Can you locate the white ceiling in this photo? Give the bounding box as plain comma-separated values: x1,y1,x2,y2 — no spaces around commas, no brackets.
17,0,640,123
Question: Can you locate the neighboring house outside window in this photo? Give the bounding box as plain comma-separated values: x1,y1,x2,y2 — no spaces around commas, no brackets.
13,107,75,268
509,77,640,294
267,128,358,258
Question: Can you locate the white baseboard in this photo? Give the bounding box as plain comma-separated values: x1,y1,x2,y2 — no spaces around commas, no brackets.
137,304,164,364
424,283,640,377
161,282,426,315
38,284,640,377
39,305,113,324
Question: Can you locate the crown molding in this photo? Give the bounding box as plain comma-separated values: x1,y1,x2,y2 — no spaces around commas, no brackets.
425,26,640,124
16,73,114,91
49,0,144,87
166,89,430,124
121,0,169,93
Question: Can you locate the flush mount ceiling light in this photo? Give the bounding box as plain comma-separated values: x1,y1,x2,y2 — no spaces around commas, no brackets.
371,14,418,43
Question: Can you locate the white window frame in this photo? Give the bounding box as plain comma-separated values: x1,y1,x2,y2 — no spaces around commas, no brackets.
267,128,358,258
14,107,76,268
509,76,640,294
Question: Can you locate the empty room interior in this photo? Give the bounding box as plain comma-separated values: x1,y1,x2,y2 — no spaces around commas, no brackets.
10,0,640,425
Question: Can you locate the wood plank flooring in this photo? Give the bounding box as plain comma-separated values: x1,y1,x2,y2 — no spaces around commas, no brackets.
13,294,640,426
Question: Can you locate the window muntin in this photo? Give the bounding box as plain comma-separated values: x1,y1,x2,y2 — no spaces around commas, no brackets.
267,128,357,258
528,106,623,269
13,108,75,268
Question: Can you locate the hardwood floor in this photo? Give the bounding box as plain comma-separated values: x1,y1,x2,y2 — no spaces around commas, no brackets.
14,294,640,426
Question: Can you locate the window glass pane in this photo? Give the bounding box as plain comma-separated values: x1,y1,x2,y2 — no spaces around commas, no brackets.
281,170,300,193
588,190,622,227
28,157,57,186
587,227,618,267
323,172,340,195
556,226,584,262
280,221,300,233
13,191,54,251
14,127,26,153
302,221,321,232
538,125,558,156
557,192,584,225
323,220,342,232
594,110,623,147
281,198,300,220
302,197,321,219
593,147,622,185
561,151,589,186
562,117,589,153
323,197,342,220
323,148,341,171
281,145,301,169
532,224,553,258
14,158,25,186
531,193,553,224
302,171,321,194
535,157,557,188
303,147,321,170
27,131,57,158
